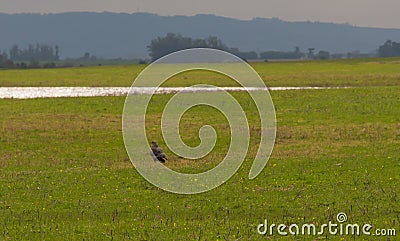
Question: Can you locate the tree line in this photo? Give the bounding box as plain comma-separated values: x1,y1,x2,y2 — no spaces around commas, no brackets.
0,44,61,69
9,44,60,61
378,40,400,57
147,33,339,61
148,33,400,61
147,33,258,61
2,38,400,69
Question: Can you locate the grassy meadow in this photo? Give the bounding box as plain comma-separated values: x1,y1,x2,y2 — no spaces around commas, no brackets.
0,57,400,87
0,59,399,240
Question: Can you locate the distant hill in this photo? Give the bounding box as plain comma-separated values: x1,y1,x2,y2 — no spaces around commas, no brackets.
1,12,400,58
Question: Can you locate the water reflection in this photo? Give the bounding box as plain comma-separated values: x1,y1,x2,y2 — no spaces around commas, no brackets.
0,87,348,99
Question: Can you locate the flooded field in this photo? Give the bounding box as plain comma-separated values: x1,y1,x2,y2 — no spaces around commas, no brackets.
0,86,350,99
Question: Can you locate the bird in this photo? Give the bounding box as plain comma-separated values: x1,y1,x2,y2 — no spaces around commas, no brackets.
151,141,168,163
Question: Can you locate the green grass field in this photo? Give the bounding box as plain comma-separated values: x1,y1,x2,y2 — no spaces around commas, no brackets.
1,58,400,87
1,59,399,240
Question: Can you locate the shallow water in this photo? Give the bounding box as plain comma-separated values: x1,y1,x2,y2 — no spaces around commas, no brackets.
0,87,349,99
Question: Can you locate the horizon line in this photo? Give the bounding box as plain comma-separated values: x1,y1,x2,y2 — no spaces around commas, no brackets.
1,11,400,30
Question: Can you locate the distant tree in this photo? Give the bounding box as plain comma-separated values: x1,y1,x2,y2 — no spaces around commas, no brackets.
235,51,258,60
9,45,20,61
260,48,304,60
55,45,60,60
147,33,196,60
378,40,400,57
83,52,91,60
1,51,8,60
0,53,6,68
147,33,244,61
9,44,60,61
205,36,228,50
0,51,15,68
1,46,62,69
192,38,207,48
17,62,27,69
0,52,6,62
316,50,330,60
307,48,315,59
138,59,147,64
294,46,301,55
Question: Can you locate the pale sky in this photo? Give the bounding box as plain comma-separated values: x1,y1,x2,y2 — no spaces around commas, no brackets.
1,0,399,29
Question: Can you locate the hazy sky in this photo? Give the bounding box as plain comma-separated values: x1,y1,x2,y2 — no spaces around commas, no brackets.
1,0,399,29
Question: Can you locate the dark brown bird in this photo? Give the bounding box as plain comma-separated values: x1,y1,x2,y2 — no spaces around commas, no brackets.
151,141,167,163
